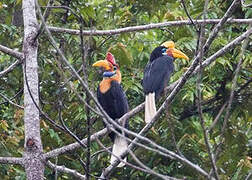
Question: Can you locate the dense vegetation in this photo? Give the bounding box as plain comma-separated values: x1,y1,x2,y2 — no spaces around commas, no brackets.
0,0,251,179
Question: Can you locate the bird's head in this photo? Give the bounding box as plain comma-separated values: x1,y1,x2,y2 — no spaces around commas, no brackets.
150,41,189,61
162,41,189,60
92,52,119,77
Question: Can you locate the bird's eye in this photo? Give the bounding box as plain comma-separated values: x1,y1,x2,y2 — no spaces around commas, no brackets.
113,66,117,71
161,48,167,53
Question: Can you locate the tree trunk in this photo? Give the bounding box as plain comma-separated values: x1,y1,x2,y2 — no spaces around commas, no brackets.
22,0,44,179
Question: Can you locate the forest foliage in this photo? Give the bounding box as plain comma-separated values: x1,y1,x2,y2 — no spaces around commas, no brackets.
0,0,252,179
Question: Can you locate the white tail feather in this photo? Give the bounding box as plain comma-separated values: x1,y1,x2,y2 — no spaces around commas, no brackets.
110,135,128,167
145,93,156,124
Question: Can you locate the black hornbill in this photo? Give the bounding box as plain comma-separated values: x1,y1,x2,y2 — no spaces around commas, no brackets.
92,52,129,167
143,41,189,124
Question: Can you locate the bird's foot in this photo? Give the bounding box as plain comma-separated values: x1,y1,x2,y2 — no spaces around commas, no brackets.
151,127,158,135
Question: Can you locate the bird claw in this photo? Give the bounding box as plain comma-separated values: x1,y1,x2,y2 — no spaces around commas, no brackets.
151,127,158,135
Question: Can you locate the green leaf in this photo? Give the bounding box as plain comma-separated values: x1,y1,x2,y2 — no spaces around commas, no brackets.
108,43,133,66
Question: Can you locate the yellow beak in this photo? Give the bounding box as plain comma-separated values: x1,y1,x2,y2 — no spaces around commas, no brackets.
92,60,111,70
170,48,189,60
162,41,189,60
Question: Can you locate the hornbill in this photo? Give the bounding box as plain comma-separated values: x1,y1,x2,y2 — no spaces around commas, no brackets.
143,41,189,125
92,52,129,167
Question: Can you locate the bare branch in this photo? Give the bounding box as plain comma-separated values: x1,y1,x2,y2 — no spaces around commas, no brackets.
128,150,179,180
47,19,252,36
95,136,178,180
47,161,86,180
43,128,107,159
0,44,24,59
0,60,22,78
0,157,23,165
0,92,24,109
58,103,87,149
0,45,24,77
181,0,200,32
0,88,23,106
34,0,55,41
101,121,210,179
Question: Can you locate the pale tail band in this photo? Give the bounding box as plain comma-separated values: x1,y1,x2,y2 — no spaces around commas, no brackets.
110,135,128,167
145,93,156,124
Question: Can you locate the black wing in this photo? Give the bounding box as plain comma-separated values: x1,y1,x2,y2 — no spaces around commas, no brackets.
97,80,129,120
142,56,174,97
97,81,129,141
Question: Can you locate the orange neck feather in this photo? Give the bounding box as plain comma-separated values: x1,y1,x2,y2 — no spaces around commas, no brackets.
99,69,121,93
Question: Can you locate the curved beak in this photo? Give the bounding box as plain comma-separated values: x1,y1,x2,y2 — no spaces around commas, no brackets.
92,60,111,70
169,48,189,60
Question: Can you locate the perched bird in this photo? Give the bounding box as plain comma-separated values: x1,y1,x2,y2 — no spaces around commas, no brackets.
143,41,189,125
92,52,129,167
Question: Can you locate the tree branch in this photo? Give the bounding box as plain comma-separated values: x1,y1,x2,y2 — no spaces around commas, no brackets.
0,60,22,78
181,0,200,32
0,157,23,165
47,161,86,180
128,150,178,180
43,128,107,159
0,44,24,59
0,92,24,109
47,19,252,36
0,44,24,78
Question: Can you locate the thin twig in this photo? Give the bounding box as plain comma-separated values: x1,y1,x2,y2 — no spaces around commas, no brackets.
78,12,92,179
58,100,87,149
91,147,111,159
95,136,175,180
0,88,23,106
0,60,23,78
0,92,24,109
0,45,24,78
128,150,179,180
181,0,200,32
34,0,55,41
